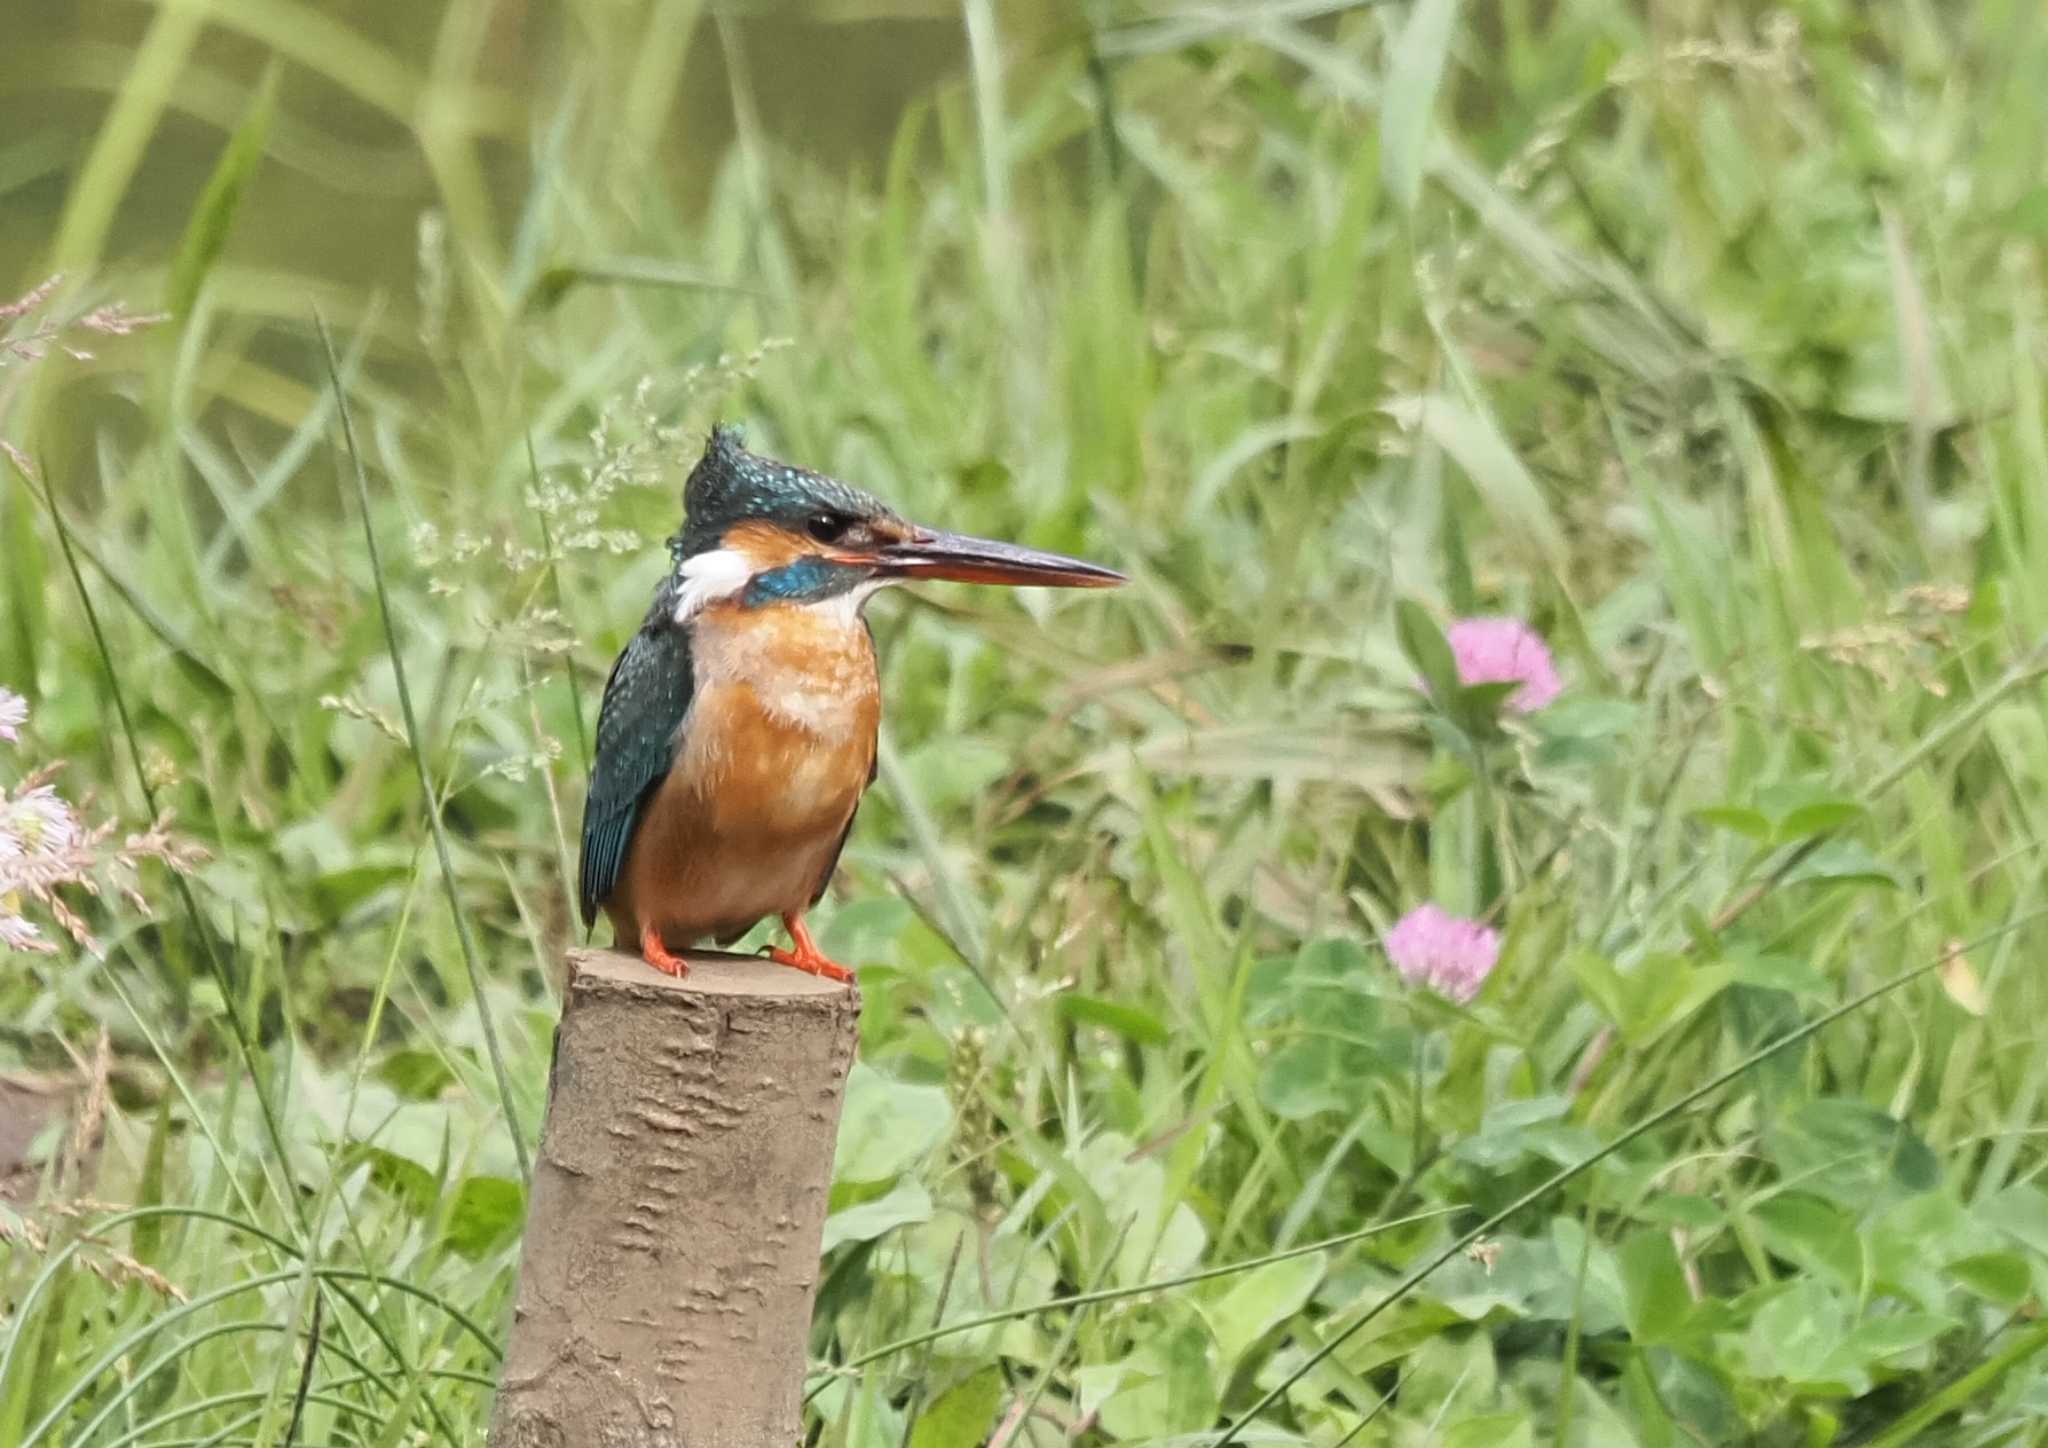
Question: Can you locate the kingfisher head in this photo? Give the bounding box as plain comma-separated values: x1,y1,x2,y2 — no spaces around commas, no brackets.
664,424,1124,623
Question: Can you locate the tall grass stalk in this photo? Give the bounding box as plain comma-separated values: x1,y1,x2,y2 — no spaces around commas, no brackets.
314,314,531,1184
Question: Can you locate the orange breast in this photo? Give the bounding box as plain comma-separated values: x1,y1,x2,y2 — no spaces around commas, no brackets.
607,602,879,946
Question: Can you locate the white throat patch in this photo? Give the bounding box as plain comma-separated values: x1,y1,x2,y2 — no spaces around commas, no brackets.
808,576,892,625
672,548,753,623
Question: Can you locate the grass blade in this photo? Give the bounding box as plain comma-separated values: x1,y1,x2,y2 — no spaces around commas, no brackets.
167,63,279,320
1381,0,1460,212
313,313,532,1184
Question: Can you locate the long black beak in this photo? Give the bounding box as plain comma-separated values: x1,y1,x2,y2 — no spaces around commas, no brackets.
872,528,1126,589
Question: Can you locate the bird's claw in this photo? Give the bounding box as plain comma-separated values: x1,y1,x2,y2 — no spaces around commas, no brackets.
770,912,855,983
767,945,855,983
638,923,690,978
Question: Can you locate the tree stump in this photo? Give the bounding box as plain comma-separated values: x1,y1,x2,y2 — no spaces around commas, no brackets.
490,948,861,1448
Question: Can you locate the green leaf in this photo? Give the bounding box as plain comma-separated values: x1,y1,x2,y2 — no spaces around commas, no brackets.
822,1177,933,1254
1751,1194,1862,1288
1451,679,1522,735
1618,1230,1694,1346
376,1049,457,1101
1483,1095,1573,1130
1382,0,1462,211
1402,394,1566,564
1400,1332,1499,1420
841,1375,905,1448
167,64,279,318
1257,962,1403,1119
1650,1350,1743,1443
1093,1316,1219,1438
1357,1120,1417,1177
1627,963,1737,1047
1533,697,1640,768
833,1063,952,1184
1946,1251,2031,1306
910,1367,1002,1448
866,1209,1058,1354
1199,1252,1327,1371
1569,949,1632,1030
1723,951,1831,998
1075,1132,1210,1284
1774,800,1867,842
1691,805,1774,841
1259,1032,1397,1120
1582,953,1739,1049
518,256,760,314
1535,697,1640,740
1636,1194,1724,1230
1783,839,1900,890
1619,1354,1680,1448
1057,992,1169,1046
1747,1278,1844,1386
1444,1414,1533,1448
1768,1099,1939,1202
1453,1099,1600,1171
1296,935,1372,982
441,1176,524,1259
1754,782,1865,833
1842,1311,1954,1362
1546,1217,1631,1336
1397,597,1462,706
1979,1185,2048,1258
362,1146,437,1214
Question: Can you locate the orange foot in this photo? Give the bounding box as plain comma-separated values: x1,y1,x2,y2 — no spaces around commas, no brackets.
767,913,854,984
638,922,689,978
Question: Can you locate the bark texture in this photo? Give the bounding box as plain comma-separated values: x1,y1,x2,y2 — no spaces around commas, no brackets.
490,948,860,1448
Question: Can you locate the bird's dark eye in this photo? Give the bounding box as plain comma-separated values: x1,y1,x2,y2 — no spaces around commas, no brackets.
806,512,851,543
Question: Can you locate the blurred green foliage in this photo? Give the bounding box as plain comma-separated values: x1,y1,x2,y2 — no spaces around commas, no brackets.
6,0,2048,1443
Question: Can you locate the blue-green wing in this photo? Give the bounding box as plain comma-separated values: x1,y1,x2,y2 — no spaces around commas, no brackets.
579,624,693,926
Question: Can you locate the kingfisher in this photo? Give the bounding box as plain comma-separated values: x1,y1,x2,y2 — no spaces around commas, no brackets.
577,424,1125,982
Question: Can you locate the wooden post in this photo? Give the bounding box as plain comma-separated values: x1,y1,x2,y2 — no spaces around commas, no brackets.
490,949,860,1448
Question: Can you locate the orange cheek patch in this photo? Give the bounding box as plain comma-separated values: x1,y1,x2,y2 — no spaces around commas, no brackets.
722,519,813,571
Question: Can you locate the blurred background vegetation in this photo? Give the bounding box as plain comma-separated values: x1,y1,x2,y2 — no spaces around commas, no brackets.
7,0,2048,1443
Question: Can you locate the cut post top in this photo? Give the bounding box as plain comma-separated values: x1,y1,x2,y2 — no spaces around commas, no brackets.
567,945,857,1000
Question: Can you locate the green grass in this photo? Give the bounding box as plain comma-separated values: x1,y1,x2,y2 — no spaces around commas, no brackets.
7,0,2048,1443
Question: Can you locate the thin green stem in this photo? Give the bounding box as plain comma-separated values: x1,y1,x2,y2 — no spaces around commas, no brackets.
526,431,590,775
806,1205,1455,1398
314,313,532,1184
26,461,304,1229
1860,1318,2048,1448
